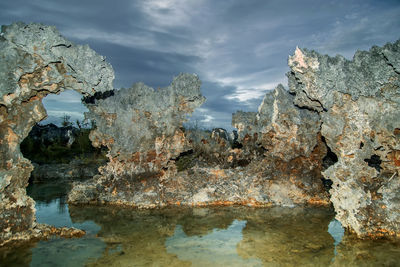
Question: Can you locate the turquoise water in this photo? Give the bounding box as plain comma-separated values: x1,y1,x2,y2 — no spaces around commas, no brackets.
1,183,399,266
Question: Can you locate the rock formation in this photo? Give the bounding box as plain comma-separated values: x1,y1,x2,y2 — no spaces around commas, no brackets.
231,111,257,141
229,85,329,206
30,159,103,183
0,22,114,245
234,84,322,161
69,83,329,207
2,21,398,243
68,74,206,205
287,41,400,238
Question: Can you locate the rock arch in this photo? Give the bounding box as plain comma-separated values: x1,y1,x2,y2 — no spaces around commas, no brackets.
0,22,114,243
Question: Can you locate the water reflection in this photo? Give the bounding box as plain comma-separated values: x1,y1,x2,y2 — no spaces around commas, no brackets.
236,207,335,266
30,200,105,267
30,237,106,267
27,182,71,204
166,220,262,266
68,205,338,266
328,219,345,248
1,183,105,267
1,183,399,266
328,219,344,259
332,235,400,266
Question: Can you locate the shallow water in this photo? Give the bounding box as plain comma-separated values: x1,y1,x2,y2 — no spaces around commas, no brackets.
1,183,400,266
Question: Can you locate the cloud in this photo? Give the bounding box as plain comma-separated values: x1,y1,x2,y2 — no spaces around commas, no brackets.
186,81,268,131
138,0,203,29
309,5,400,58
1,0,399,129
87,41,201,88
41,90,88,126
43,90,83,104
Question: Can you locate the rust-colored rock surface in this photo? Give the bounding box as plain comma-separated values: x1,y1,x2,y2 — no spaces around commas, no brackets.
229,84,329,206
68,74,206,205
0,22,114,244
0,223,85,247
69,84,329,207
3,21,398,243
288,40,400,238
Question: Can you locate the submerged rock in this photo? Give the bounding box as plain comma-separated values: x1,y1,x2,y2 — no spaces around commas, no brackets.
0,22,114,244
288,40,400,238
0,223,85,247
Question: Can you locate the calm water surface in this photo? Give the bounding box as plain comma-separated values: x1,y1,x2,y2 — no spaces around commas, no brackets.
1,182,399,266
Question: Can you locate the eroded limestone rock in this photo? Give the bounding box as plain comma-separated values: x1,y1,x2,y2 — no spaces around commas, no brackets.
288,40,400,238
229,85,328,206
232,111,257,141
68,82,329,207
0,22,114,244
68,74,206,205
30,160,104,183
69,81,329,207
5,21,397,242
0,223,85,247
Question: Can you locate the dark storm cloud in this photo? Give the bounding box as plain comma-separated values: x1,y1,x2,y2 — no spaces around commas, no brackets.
87,41,201,89
1,0,399,129
0,0,144,32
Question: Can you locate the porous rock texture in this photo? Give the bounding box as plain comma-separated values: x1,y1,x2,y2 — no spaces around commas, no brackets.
68,74,206,206
228,84,329,206
69,82,329,207
288,40,400,238
0,22,113,245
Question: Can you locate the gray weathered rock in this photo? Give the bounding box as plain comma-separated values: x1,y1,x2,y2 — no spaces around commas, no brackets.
4,21,398,242
0,22,114,244
68,74,206,204
232,85,321,160
256,84,321,161
232,111,257,141
30,159,103,183
211,128,229,141
228,85,328,206
288,40,400,238
69,83,329,208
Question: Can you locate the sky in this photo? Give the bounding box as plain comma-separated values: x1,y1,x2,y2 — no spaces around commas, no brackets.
1,0,399,130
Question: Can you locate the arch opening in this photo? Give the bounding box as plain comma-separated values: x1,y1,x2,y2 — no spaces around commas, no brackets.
0,22,114,244
20,90,107,185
